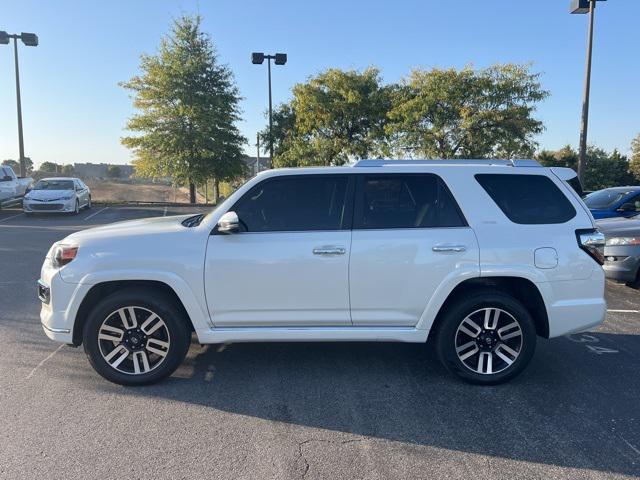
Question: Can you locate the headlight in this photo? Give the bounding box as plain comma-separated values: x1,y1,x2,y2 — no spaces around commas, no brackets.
51,244,79,268
61,195,73,200
605,237,640,246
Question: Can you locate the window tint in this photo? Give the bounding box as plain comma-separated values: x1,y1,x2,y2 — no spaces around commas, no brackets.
355,174,466,229
475,174,576,224
232,175,350,232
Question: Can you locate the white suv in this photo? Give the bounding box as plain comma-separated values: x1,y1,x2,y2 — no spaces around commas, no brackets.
38,160,606,385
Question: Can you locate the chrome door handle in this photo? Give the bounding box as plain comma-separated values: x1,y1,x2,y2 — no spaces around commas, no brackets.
313,246,346,256
432,244,467,253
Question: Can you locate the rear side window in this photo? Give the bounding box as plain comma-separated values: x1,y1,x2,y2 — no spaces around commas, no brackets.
232,175,350,232
354,174,467,229
475,174,576,224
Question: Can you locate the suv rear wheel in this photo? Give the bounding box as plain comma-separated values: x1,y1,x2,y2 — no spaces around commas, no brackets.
435,292,536,385
82,288,191,386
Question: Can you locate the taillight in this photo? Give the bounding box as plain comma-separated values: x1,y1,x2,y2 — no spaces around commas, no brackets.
51,244,78,268
576,229,605,265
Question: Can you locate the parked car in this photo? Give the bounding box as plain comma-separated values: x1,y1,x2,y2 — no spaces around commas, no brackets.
596,214,640,287
38,159,606,386
0,165,33,209
23,177,91,215
584,186,640,219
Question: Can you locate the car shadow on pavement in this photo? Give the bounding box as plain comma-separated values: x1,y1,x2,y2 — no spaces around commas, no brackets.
91,333,640,477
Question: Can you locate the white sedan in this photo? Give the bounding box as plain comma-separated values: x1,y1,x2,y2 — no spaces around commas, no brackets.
23,177,91,215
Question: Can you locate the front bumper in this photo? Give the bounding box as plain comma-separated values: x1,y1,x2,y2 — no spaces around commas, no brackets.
39,264,91,345
24,198,76,213
603,245,640,283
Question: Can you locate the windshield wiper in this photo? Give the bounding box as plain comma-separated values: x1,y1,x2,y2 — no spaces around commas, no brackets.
181,213,205,228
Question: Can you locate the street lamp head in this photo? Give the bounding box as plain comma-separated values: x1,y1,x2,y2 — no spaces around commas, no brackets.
274,53,287,65
570,0,606,14
251,52,265,64
20,32,38,46
0,31,9,45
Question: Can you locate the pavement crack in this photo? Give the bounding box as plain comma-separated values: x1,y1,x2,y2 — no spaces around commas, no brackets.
296,438,366,479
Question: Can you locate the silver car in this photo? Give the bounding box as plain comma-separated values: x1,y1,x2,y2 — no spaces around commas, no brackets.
597,214,640,288
23,177,91,215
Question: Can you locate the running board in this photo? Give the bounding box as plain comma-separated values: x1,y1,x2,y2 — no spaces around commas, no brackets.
195,326,429,344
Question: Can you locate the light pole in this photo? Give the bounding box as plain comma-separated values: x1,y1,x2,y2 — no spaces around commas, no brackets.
0,31,38,178
570,0,605,183
251,52,287,161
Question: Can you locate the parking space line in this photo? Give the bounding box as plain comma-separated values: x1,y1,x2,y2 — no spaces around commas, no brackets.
0,212,24,223
83,206,108,221
26,344,65,379
163,206,167,216
607,309,640,314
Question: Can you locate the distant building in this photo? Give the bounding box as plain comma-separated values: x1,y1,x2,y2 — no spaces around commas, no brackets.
242,156,271,177
73,163,134,179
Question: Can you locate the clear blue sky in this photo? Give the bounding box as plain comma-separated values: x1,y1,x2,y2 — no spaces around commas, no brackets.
1,0,638,168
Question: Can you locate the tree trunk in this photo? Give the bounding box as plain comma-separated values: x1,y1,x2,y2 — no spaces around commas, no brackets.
213,178,220,204
189,181,196,204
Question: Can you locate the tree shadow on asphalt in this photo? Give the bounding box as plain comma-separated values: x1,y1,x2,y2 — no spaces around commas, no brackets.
88,332,640,476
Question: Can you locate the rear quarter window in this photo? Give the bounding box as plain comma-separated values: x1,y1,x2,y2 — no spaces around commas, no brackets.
475,174,576,225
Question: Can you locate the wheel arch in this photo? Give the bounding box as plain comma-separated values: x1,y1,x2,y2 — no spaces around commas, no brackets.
72,280,194,346
427,276,550,341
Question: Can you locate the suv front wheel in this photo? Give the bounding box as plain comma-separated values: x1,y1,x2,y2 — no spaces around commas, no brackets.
82,288,191,386
435,292,537,385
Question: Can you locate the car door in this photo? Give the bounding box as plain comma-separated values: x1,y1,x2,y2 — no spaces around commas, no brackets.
349,173,479,327
205,174,354,327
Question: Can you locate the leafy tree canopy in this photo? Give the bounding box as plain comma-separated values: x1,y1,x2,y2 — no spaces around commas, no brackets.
39,161,58,173
2,158,34,175
629,133,640,181
121,15,246,202
262,67,392,167
387,64,549,159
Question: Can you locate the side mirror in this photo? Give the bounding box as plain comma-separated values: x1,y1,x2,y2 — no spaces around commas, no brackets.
25,186,32,193
1,175,11,182
617,203,636,212
217,211,240,234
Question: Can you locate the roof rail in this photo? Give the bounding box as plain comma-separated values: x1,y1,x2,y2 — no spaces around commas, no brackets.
352,159,541,168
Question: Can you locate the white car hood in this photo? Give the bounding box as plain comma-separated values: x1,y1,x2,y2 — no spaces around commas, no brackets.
27,189,74,201
65,214,195,244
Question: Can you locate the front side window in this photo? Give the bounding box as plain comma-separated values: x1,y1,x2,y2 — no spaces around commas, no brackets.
232,175,350,232
476,174,576,224
354,174,467,229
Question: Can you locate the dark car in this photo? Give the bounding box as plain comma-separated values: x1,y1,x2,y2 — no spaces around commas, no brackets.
584,186,640,219
596,214,640,287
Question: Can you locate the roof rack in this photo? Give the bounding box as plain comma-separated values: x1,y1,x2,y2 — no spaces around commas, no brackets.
352,159,541,168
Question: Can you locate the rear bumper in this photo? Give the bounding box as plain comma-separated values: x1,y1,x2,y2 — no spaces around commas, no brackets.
538,267,607,338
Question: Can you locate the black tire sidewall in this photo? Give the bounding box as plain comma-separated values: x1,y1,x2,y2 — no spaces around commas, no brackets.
436,292,537,385
83,288,191,386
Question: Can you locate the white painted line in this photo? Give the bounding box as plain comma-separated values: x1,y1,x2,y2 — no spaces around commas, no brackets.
607,309,640,314
0,212,24,223
26,344,65,379
83,206,108,221
163,206,168,217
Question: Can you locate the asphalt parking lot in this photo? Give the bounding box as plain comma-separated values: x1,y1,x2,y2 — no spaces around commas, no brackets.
1,205,639,479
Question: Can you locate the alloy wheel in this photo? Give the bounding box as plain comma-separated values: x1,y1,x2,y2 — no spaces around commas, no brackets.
98,306,171,375
454,307,523,375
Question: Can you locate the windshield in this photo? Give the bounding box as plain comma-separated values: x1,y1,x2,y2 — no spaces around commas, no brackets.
33,180,75,191
584,189,636,209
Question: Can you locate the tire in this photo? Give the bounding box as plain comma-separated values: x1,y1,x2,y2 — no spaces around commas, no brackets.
626,269,640,289
73,199,80,215
86,196,92,210
434,291,537,385
82,287,191,386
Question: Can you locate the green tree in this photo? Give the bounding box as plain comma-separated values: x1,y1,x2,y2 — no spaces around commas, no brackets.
61,164,75,176
2,158,33,175
121,15,246,203
106,165,121,178
629,133,640,181
537,145,634,190
39,161,58,173
261,67,392,167
387,64,549,159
